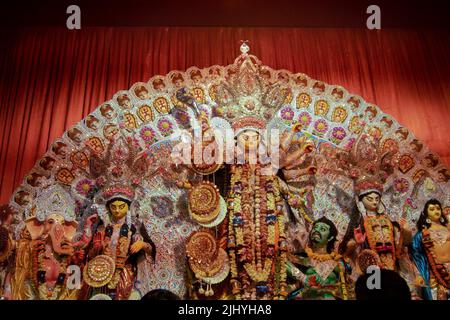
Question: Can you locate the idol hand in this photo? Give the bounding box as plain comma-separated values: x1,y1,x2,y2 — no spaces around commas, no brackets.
130,240,149,254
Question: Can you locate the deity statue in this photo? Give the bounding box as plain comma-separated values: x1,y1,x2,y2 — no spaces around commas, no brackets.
339,185,412,271
173,59,317,299
78,137,156,300
4,43,449,301
411,199,449,300
317,133,411,272
226,129,289,300
0,204,16,298
286,217,351,300
3,185,85,300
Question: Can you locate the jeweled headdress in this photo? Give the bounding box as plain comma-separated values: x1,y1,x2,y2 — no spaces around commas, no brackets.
89,136,148,203
212,43,289,127
319,133,398,197
175,43,289,134
31,184,76,222
350,134,398,196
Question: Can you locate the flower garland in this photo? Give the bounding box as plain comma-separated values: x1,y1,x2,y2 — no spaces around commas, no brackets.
228,165,241,299
274,177,288,299
304,247,341,262
31,239,69,300
363,215,396,270
90,224,131,290
422,228,450,289
105,224,131,289
228,164,287,300
304,245,349,300
240,164,253,299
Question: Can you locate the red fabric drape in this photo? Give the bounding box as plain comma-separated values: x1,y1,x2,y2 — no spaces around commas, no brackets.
1,27,449,203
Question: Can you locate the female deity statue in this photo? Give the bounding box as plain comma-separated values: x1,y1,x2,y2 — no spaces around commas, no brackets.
174,99,316,300
225,125,289,300
317,133,412,272
79,187,155,300
165,45,320,300
338,182,412,271
78,137,156,300
286,217,351,300
411,199,449,300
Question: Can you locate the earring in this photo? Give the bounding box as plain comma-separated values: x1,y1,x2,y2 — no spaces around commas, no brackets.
426,218,431,224
377,202,386,214
440,217,445,223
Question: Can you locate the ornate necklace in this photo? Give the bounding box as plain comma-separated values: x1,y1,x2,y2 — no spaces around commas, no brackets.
422,227,450,289
104,223,131,289
32,239,69,300
305,246,341,262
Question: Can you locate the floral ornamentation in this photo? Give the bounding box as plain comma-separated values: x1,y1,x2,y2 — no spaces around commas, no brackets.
297,112,312,127
393,178,409,194
314,100,329,116
140,126,157,144
280,107,294,121
331,106,348,123
331,127,347,145
296,92,311,108
313,119,329,136
398,154,415,174
157,119,174,136
349,115,363,134
75,178,95,197
173,109,191,127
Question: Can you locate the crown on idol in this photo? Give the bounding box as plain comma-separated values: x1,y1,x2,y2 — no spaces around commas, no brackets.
350,134,399,196
176,42,289,132
320,133,399,197
88,135,148,203
29,184,76,222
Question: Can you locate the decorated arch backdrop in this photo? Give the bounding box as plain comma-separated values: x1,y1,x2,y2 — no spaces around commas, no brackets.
1,27,450,204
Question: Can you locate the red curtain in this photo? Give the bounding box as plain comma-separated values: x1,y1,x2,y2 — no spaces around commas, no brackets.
1,27,449,203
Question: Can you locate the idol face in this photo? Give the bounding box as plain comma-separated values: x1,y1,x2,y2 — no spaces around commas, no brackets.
362,192,380,213
100,105,115,119
137,90,149,99
309,222,331,247
427,203,442,223
108,199,129,221
43,213,65,234
237,130,260,152
69,130,83,143
121,99,132,109
87,117,100,130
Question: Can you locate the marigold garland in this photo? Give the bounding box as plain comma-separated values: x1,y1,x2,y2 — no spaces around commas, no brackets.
363,215,396,269
227,164,287,299
422,228,450,289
